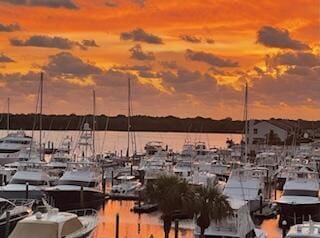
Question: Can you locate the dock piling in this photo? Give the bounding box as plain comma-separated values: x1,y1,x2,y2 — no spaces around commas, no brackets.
4,210,10,238
174,219,179,238
25,182,29,199
80,185,84,208
115,213,119,238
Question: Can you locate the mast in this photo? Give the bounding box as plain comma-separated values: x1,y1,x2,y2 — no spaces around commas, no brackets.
39,72,43,161
7,97,10,133
92,89,96,159
244,80,248,163
127,76,131,158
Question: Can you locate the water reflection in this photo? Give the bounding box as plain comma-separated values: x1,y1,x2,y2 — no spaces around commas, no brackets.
92,200,193,238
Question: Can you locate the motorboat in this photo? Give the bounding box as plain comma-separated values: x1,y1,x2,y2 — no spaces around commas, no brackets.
9,208,98,238
277,169,320,226
285,220,320,238
0,198,33,237
0,132,33,165
0,164,51,200
223,168,265,212
194,198,266,238
109,175,141,199
45,162,104,211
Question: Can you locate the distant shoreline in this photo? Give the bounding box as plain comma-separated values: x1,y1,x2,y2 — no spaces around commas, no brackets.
0,113,318,134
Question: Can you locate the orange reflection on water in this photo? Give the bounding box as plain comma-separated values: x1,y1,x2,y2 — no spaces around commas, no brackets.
92,201,193,238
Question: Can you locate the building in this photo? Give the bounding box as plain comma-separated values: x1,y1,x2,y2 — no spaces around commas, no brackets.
246,120,297,152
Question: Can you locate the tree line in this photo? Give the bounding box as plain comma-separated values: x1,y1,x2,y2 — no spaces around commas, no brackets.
0,113,319,134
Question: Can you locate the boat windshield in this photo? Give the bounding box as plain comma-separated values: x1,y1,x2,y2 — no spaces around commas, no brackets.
283,190,318,197
10,179,48,186
58,180,97,188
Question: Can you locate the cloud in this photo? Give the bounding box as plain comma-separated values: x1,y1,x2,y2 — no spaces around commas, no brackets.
257,26,310,50
10,35,86,50
114,64,152,71
105,0,117,7
120,28,163,44
160,61,178,69
0,0,78,9
43,52,102,77
0,23,20,32
267,52,320,67
180,35,202,43
82,39,99,48
131,0,146,7
206,38,215,44
185,49,238,67
0,53,15,63
138,70,159,78
129,44,155,61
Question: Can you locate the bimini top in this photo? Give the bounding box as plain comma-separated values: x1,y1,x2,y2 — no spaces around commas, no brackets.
9,209,83,238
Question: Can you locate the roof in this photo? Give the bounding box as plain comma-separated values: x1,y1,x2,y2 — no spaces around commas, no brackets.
277,196,320,205
286,222,320,238
9,211,83,238
254,120,297,132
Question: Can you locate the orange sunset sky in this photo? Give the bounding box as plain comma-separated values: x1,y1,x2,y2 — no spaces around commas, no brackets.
0,0,319,119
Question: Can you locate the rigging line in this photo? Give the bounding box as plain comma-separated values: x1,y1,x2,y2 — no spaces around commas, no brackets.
101,116,110,155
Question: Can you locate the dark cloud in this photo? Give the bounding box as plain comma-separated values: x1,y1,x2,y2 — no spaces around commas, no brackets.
43,52,102,77
0,53,15,63
138,70,159,78
180,35,202,43
0,0,78,9
114,64,152,71
257,26,310,50
10,35,87,50
129,44,155,61
0,23,20,32
206,38,215,44
105,0,117,7
160,60,178,69
120,28,163,44
185,49,238,67
82,39,99,48
267,52,320,68
131,0,146,7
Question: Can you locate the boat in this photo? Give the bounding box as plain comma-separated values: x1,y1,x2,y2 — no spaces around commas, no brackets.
0,198,33,237
45,162,104,211
144,141,167,157
0,164,51,200
194,198,266,238
277,169,320,226
223,168,265,212
109,175,142,199
285,220,320,238
0,131,33,165
9,208,97,238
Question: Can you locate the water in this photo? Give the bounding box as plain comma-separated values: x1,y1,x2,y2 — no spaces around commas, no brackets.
0,130,282,237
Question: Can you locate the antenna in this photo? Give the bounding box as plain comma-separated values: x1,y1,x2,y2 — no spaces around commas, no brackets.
7,97,10,133
92,89,96,159
244,80,248,163
39,72,43,161
127,76,131,158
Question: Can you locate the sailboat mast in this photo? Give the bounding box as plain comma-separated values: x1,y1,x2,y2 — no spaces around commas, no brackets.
244,80,248,163
127,76,131,158
7,97,10,133
39,72,43,160
92,89,96,159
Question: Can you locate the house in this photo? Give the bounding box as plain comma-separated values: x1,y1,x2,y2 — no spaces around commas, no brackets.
246,120,296,148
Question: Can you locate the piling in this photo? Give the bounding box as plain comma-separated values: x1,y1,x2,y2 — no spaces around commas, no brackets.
25,182,29,199
282,220,287,238
80,185,84,208
115,213,119,238
111,170,114,186
4,210,10,238
102,169,106,196
4,174,7,185
130,164,133,176
174,219,179,238
259,194,263,214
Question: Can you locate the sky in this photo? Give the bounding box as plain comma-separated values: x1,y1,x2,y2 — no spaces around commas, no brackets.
0,0,319,120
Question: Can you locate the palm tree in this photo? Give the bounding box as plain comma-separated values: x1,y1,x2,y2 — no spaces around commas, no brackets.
143,175,195,238
195,185,233,238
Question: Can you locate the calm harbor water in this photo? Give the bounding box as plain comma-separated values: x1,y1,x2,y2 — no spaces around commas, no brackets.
0,130,283,237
